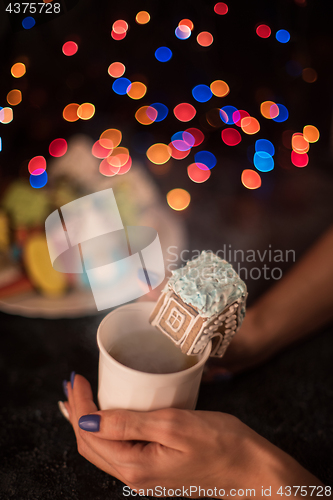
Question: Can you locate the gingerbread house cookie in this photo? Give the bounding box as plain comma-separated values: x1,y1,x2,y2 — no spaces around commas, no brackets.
149,251,247,357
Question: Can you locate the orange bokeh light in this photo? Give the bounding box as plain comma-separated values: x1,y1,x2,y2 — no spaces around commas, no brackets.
241,116,260,135
7,89,22,106
197,31,214,47
260,101,279,119
77,103,95,120
241,169,262,189
99,128,122,149
146,143,172,164
108,62,125,78
135,106,157,125
303,125,319,143
63,103,80,122
127,82,147,100
136,11,150,24
11,62,26,78
210,80,229,97
167,189,191,211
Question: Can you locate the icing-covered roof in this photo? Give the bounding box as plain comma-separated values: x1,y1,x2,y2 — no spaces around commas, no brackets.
167,251,247,317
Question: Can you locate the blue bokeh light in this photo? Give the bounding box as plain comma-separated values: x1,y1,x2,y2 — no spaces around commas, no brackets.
155,47,173,62
255,139,275,156
192,85,212,103
276,29,290,43
30,170,48,188
194,151,217,170
150,103,168,122
272,104,289,123
22,17,36,29
253,152,274,172
112,78,132,95
220,106,238,124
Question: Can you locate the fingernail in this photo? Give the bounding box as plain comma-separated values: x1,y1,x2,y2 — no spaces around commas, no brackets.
58,401,70,421
62,380,68,398
78,414,100,432
70,371,75,389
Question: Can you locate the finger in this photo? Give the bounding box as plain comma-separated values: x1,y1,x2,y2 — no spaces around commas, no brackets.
79,407,188,450
66,376,127,481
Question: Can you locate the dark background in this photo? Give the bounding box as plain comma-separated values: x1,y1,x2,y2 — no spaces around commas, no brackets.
0,0,332,497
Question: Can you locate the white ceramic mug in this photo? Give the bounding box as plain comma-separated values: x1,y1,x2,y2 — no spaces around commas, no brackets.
97,302,211,411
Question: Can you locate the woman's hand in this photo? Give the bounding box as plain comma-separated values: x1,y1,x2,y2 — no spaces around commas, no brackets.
63,374,323,498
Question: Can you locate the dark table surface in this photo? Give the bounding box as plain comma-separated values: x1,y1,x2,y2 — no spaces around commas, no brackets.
0,308,332,500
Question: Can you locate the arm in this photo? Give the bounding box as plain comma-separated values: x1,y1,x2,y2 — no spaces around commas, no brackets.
212,225,333,373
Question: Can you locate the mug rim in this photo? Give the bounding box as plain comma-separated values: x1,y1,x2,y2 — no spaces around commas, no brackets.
97,301,212,379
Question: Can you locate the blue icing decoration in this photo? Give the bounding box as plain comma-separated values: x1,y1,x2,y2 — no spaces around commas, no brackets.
167,251,247,317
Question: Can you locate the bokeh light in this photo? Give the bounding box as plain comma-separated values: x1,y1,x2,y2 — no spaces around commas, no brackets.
192,85,212,102
135,106,157,125
214,2,228,15
256,24,271,38
108,62,125,78
155,47,172,62
11,62,26,78
272,104,289,122
111,30,126,41
194,151,217,170
49,138,68,157
112,77,131,95
167,189,191,211
107,147,130,167
77,103,95,120
117,156,132,175
260,101,279,119
206,108,223,128
254,152,274,172
255,139,275,156
174,103,196,122
233,109,250,126
241,169,262,189
62,41,78,56
0,107,13,124
127,82,147,99
241,116,260,134
291,151,309,167
197,32,214,47
292,133,309,153
175,25,191,39
7,89,22,106
303,125,320,143
99,158,119,177
30,171,48,188
169,142,191,160
22,17,35,29
28,156,46,175
276,29,290,43
99,128,122,149
92,140,113,159
136,11,150,24
210,80,229,97
171,131,194,151
149,103,168,122
221,128,241,146
302,68,317,83
185,128,205,146
179,19,194,30
63,103,80,122
113,20,128,34
188,163,211,183
146,143,172,164
220,105,238,124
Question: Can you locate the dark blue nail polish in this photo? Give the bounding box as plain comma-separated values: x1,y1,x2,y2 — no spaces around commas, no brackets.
79,414,100,432
62,380,68,398
70,371,75,389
